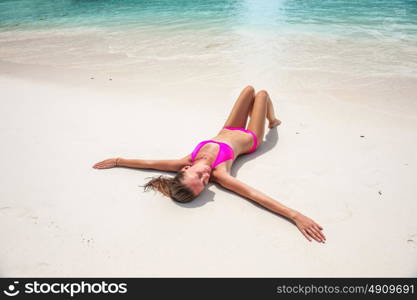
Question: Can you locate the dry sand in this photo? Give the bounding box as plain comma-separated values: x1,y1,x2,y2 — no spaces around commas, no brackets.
0,60,417,277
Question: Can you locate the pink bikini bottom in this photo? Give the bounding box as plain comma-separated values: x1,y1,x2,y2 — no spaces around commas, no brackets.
223,126,258,153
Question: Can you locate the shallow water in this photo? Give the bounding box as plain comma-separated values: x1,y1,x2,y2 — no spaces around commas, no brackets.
0,0,416,91
1,0,417,34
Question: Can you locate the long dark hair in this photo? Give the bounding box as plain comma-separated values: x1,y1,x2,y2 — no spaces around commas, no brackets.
141,171,197,203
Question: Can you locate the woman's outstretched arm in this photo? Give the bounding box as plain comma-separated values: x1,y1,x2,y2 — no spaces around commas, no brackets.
216,174,326,243
92,155,191,172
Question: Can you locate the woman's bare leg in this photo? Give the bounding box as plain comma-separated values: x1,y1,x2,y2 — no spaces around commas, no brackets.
223,85,255,129
267,96,281,128
248,92,281,129
247,90,281,147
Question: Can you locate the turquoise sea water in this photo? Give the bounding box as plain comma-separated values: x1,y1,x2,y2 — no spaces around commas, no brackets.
1,0,417,37
1,0,417,87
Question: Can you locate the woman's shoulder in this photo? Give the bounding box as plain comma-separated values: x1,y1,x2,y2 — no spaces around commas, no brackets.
210,167,230,183
180,154,192,164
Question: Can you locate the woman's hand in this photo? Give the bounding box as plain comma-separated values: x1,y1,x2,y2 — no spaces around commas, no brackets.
292,211,326,243
92,158,120,169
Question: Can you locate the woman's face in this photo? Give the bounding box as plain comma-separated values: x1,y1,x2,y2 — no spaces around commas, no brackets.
180,162,211,196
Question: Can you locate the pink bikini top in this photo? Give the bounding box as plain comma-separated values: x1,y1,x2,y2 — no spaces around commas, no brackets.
191,140,234,168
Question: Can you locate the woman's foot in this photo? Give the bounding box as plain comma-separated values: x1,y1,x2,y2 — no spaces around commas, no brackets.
268,118,281,128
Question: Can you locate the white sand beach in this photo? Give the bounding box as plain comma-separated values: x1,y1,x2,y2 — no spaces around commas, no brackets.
1,56,416,277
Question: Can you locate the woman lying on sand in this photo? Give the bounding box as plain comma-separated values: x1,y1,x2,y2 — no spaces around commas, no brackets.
93,86,326,243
